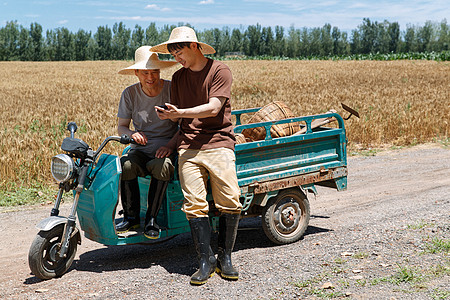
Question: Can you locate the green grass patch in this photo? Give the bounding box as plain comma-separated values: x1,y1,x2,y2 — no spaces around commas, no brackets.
407,220,435,230
353,251,369,259
394,264,423,284
431,288,450,300
424,237,450,254
370,263,424,286
0,185,62,207
334,257,347,264
429,263,450,277
432,137,450,148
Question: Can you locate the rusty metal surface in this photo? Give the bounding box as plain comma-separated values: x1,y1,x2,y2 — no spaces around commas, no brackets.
248,166,348,194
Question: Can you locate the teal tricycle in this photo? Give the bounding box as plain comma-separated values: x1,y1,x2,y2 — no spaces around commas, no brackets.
28,105,355,280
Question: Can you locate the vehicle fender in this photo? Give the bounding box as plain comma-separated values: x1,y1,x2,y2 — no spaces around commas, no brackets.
301,184,317,196
36,216,68,231
36,216,82,244
258,190,279,207
260,187,309,207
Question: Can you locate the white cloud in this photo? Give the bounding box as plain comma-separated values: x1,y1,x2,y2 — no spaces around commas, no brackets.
145,4,171,11
58,20,69,25
199,0,214,4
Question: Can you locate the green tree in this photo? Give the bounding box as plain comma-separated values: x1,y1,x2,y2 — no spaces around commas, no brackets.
298,27,309,56
321,23,333,55
262,26,275,56
112,22,131,60
18,26,32,60
437,19,449,50
309,27,322,56
145,23,159,46
95,25,112,60
212,27,224,56
0,21,20,60
199,28,215,53
74,29,91,61
246,24,262,56
274,25,286,56
350,29,362,54
219,27,231,56
388,22,400,52
359,18,376,53
403,25,417,52
341,31,350,55
374,21,390,53
57,27,74,60
86,38,98,60
30,22,43,61
131,25,144,53
332,26,347,55
230,28,243,52
417,21,433,52
286,25,299,57
44,29,57,60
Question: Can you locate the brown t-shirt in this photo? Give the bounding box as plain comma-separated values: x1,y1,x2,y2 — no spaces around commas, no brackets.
171,58,236,150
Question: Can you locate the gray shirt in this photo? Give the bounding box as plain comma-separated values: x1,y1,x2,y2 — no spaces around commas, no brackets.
117,80,178,157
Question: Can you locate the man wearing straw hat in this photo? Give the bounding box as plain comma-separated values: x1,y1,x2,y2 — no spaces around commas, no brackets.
151,26,242,285
116,46,178,240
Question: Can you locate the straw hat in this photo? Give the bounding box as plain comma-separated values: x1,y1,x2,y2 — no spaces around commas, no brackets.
118,46,178,75
149,26,216,55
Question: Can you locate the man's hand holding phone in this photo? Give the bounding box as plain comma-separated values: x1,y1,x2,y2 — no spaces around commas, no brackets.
155,103,180,122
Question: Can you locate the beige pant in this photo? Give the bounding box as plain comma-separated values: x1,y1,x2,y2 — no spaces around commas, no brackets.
178,148,242,220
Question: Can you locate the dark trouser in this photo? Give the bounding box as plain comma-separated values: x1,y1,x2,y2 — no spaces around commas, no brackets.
118,149,174,228
120,178,140,222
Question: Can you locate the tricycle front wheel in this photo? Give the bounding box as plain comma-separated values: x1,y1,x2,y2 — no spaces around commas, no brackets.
28,224,78,280
262,188,310,245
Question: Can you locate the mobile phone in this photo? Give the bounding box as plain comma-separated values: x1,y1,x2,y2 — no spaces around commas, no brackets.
157,105,168,110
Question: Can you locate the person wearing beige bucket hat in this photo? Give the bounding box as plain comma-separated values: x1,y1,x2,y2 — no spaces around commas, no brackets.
118,46,178,75
151,26,242,285
116,46,178,240
149,26,216,55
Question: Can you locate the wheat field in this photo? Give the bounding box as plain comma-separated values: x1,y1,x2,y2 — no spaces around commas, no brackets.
0,60,448,189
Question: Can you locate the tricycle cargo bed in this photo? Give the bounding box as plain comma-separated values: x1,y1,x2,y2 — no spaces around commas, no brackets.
233,111,348,195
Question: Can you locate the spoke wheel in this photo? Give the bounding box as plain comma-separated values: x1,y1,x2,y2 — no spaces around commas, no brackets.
28,224,78,280
262,188,310,244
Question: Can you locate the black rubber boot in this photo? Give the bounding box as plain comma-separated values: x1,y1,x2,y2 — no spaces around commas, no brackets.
144,179,168,239
216,213,240,280
189,217,217,285
116,179,141,233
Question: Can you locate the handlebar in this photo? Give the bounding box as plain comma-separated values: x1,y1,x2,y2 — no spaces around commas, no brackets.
92,134,136,161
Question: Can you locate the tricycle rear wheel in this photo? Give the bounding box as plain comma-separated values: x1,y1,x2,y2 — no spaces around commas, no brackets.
28,224,78,280
262,188,310,244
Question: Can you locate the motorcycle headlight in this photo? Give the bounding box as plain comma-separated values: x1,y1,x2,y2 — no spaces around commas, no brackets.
51,154,75,182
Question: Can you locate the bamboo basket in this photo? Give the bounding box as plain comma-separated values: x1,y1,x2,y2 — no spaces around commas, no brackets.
241,101,300,141
235,133,248,144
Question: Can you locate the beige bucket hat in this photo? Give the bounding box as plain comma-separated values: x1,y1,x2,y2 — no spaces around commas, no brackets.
118,46,178,75
149,26,216,55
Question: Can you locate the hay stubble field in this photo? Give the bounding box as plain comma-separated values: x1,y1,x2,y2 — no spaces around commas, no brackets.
0,60,448,189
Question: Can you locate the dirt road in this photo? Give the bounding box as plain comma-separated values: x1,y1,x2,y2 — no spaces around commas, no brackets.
1,144,449,299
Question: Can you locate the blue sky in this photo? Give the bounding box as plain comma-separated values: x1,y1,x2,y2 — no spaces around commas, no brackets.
2,0,449,33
